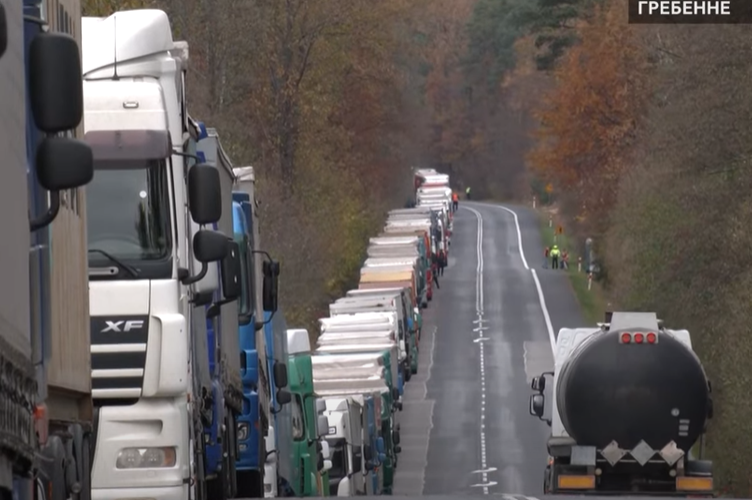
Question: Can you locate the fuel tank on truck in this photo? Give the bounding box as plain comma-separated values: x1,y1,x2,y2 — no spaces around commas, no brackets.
555,314,711,452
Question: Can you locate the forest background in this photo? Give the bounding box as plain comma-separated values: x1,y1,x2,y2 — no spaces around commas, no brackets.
81,0,752,494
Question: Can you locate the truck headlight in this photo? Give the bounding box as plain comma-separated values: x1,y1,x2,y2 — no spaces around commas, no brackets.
237,422,249,441
116,447,177,469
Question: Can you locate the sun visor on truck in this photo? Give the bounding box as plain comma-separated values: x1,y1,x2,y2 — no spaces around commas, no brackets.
84,129,172,162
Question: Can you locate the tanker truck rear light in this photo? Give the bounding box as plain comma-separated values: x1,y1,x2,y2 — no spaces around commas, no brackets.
647,332,657,343
620,333,632,343
634,333,645,343
676,476,713,492
557,474,595,490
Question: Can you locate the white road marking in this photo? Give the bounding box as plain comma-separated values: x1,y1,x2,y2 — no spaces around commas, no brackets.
489,204,557,353
472,467,498,474
462,205,490,494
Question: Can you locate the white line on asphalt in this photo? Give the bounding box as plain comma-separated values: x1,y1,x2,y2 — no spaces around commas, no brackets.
462,205,489,495
483,203,557,353
496,205,530,270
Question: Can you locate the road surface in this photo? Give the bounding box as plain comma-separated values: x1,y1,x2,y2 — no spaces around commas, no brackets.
392,201,586,496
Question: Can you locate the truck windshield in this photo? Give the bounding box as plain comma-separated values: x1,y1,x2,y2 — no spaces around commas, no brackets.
87,159,172,278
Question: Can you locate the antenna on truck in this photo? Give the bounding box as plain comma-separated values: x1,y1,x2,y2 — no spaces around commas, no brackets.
112,13,119,80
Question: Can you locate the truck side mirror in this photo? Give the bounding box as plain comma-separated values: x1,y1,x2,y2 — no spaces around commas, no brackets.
221,240,242,301
323,459,332,471
531,375,545,392
35,137,93,191
273,361,288,389
0,4,7,59
188,164,221,224
317,415,329,438
529,394,545,418
262,260,280,312
276,389,292,406
193,230,228,263
29,32,83,132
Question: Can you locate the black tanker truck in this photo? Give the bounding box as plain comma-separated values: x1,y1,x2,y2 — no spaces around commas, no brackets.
529,311,715,496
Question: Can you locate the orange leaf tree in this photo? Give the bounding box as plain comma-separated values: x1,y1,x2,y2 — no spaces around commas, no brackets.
528,0,650,216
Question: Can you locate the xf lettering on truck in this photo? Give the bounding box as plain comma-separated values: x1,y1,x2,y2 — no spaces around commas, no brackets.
101,320,145,333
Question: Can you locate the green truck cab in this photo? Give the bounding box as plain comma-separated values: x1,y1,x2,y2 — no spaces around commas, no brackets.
286,329,332,496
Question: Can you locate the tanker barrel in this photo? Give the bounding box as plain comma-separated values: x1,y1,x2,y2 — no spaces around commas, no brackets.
556,319,710,452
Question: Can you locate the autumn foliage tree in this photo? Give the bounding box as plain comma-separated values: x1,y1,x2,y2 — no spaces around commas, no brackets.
527,0,649,228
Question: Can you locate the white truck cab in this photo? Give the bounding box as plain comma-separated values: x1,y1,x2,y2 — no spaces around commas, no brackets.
82,10,232,500
323,397,366,496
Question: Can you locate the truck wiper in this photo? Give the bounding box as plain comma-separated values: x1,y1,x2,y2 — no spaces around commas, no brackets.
88,249,140,278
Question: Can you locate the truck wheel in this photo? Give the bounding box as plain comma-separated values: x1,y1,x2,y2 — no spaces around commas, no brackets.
404,365,412,382
236,471,263,498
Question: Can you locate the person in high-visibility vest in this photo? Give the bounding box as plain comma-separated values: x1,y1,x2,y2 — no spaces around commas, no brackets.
465,186,471,200
550,244,561,269
452,192,459,212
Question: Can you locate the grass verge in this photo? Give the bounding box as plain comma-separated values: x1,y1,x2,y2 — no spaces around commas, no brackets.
537,209,608,325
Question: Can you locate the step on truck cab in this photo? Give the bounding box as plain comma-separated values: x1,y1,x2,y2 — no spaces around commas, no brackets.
286,329,333,496
1,4,95,499
529,311,714,496
82,10,237,500
311,356,396,495
196,126,245,499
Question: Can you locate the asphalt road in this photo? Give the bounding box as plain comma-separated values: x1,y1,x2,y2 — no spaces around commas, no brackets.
392,201,586,497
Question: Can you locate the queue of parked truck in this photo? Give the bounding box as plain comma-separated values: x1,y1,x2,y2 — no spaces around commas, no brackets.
3,2,719,499
0,4,458,499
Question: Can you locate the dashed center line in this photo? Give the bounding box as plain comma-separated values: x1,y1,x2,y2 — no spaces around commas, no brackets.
464,205,489,495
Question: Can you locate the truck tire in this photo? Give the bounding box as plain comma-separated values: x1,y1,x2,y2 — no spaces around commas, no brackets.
404,365,412,382
236,471,263,498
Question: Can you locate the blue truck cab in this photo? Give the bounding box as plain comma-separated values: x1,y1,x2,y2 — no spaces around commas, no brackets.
263,310,296,495
362,396,387,494
232,197,264,496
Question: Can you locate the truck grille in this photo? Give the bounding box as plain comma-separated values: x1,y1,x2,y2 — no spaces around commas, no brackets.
90,315,150,400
